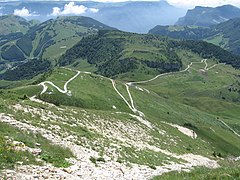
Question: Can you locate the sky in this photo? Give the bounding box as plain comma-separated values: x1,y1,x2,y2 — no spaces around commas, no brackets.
9,0,240,17
167,0,240,8
1,0,240,8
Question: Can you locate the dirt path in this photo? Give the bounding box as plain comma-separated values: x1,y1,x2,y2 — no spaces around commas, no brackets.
123,59,229,137
111,80,153,128
2,61,226,178
39,71,80,94
204,59,208,70
37,60,224,131
128,59,223,85
218,119,240,137
111,79,136,113
38,68,153,129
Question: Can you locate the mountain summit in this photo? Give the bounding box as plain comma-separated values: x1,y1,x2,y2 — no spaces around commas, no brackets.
176,5,240,26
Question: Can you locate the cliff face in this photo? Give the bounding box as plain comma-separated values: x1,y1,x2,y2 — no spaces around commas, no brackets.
176,5,240,27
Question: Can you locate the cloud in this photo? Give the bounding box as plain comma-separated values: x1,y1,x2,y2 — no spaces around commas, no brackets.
51,2,99,16
89,8,99,13
51,7,61,16
13,7,38,17
59,2,87,15
14,7,31,17
167,0,240,8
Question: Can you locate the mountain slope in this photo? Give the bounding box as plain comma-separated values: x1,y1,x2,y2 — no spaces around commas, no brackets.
206,18,240,55
0,55,239,179
0,4,239,179
59,30,182,80
2,28,240,83
149,18,240,55
0,15,30,36
0,24,239,179
0,15,34,67
59,30,240,81
0,16,115,75
176,5,240,26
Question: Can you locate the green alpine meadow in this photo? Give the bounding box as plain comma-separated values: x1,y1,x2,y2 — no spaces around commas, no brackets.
0,1,239,179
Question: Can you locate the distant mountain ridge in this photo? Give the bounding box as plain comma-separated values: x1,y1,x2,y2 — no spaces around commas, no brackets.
0,1,186,33
90,1,185,33
149,17,240,55
176,5,240,27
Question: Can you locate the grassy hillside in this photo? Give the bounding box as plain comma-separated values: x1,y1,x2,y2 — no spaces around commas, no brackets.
0,15,32,73
2,18,239,83
57,57,240,158
149,18,240,55
0,16,115,76
153,161,240,179
59,30,240,80
60,30,182,79
0,54,239,178
0,15,240,179
0,15,30,36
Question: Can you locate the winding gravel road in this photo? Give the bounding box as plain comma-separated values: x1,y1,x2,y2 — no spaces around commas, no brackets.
39,71,81,95
38,60,235,134
127,59,222,85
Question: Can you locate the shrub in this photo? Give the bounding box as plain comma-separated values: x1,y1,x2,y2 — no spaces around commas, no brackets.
96,157,105,162
149,165,157,170
90,157,97,164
